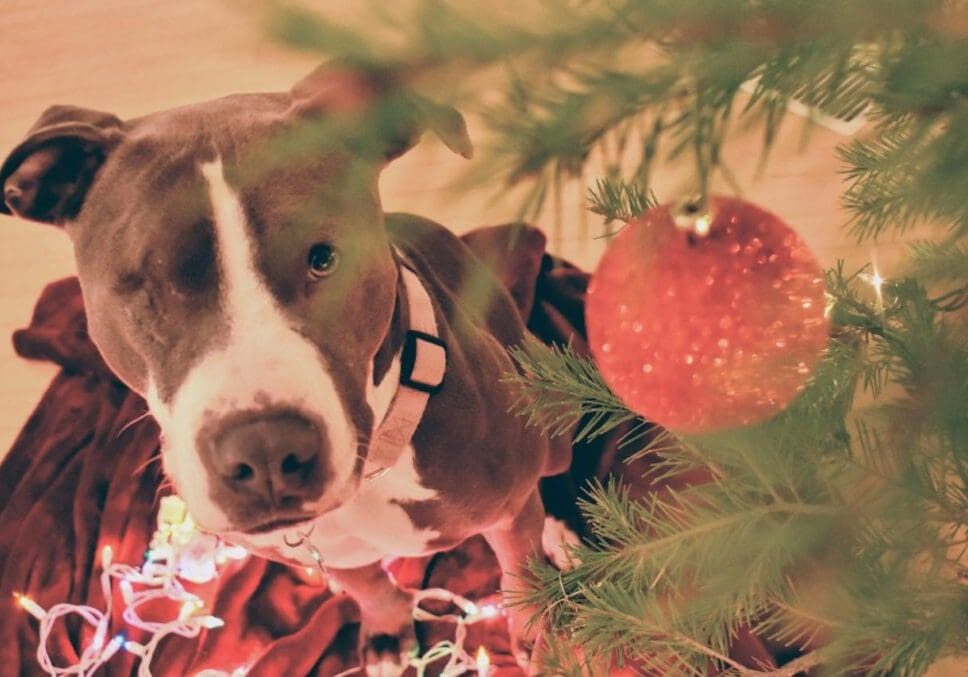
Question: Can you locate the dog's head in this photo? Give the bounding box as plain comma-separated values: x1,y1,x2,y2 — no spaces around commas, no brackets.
1,65,471,535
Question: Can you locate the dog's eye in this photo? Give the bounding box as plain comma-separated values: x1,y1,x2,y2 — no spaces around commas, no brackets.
307,243,339,280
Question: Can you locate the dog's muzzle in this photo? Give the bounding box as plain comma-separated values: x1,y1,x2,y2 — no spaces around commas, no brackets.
200,410,330,532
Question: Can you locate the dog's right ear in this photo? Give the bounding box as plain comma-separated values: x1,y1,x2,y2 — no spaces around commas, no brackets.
1,105,125,225
289,63,473,162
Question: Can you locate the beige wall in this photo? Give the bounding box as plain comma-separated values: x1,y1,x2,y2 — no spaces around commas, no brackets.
0,1,906,455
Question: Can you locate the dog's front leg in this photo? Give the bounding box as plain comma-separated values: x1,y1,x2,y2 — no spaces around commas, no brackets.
483,489,547,670
328,562,416,677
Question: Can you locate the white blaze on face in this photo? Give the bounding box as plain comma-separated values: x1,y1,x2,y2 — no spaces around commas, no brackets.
147,158,356,532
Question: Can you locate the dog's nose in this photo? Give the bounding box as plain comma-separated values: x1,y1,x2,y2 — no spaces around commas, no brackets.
206,412,327,512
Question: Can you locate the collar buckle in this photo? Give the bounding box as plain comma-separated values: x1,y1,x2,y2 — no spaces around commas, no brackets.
400,330,447,395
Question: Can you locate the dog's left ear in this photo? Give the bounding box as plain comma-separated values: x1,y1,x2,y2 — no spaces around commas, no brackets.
1,105,125,224
289,63,474,161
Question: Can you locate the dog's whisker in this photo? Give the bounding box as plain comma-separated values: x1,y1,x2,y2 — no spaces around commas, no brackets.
133,451,163,476
115,411,153,439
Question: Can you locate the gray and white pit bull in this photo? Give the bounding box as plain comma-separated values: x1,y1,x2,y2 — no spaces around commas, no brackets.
1,65,571,674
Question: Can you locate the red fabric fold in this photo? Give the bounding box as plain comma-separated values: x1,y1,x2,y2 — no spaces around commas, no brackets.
0,230,778,675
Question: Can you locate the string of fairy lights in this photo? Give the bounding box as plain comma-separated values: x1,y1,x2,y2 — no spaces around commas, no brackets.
14,496,501,676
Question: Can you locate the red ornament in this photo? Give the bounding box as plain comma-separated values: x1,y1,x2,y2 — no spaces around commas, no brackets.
587,196,829,434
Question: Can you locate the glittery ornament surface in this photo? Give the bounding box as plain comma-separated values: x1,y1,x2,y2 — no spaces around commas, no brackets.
587,196,829,434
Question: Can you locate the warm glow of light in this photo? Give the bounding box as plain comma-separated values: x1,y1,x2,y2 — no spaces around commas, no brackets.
476,646,491,675
14,592,45,620
480,604,499,619
178,556,218,584
870,269,884,306
864,253,886,310
101,545,114,568
179,598,204,620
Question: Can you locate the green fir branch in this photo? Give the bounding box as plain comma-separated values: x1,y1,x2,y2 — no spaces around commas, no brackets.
586,177,658,226
504,336,651,445
268,0,968,238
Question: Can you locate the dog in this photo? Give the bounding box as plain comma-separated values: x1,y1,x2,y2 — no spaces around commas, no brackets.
1,64,571,674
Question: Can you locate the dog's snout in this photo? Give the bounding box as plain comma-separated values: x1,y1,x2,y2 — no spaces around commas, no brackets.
205,412,328,515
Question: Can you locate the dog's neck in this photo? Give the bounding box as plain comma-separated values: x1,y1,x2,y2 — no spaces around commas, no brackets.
372,251,409,390
364,249,446,478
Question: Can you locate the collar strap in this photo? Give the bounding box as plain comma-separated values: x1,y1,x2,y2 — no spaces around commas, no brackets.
365,258,446,477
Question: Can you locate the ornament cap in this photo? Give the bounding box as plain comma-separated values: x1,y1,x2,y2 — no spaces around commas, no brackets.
672,195,712,237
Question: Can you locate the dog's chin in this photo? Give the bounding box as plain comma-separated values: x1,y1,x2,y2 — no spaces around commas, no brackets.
233,476,359,537
243,514,317,535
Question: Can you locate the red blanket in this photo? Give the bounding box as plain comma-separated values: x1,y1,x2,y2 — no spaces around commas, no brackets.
0,226,775,675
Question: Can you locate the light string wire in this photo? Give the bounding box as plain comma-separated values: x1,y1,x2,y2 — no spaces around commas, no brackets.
17,496,502,677
14,496,243,677
329,587,499,677
408,587,499,677
292,531,501,677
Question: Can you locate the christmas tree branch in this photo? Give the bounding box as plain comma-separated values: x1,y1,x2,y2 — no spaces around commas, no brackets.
504,337,651,445
268,0,968,237
586,177,658,225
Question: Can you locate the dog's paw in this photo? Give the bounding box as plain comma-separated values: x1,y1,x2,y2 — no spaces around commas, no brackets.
541,516,581,571
360,624,416,677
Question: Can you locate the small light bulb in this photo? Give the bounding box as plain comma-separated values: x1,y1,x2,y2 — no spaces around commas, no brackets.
179,598,204,620
199,615,225,629
102,634,126,661
14,593,46,620
480,604,500,619
101,545,114,568
870,270,885,307
864,253,886,310
475,646,491,676
124,639,145,656
120,580,135,604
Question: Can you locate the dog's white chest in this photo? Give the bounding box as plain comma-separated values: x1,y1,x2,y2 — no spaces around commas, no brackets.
237,446,441,570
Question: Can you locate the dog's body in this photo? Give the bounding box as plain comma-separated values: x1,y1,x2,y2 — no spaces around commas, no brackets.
235,213,565,568
1,65,569,673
